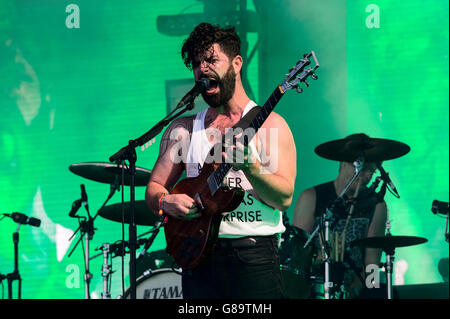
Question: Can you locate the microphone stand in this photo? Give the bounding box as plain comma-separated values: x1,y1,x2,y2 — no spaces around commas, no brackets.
304,157,364,299
5,224,23,299
108,100,196,299
445,213,449,243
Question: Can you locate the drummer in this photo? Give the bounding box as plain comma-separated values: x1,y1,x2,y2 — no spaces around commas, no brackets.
293,133,387,298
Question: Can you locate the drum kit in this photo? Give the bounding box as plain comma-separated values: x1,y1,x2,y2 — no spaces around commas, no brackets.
67,162,182,299
279,134,429,299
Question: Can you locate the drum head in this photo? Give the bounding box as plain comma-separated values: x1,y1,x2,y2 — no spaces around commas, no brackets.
123,268,182,299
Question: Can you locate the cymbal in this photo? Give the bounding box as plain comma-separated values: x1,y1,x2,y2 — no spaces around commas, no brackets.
351,236,427,250
315,134,410,162
69,162,151,186
98,200,161,226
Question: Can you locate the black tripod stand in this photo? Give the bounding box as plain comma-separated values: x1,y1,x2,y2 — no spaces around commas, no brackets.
67,181,119,299
3,227,22,299
0,212,41,299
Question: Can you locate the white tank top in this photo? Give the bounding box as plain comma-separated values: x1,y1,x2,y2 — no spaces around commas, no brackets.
185,101,285,238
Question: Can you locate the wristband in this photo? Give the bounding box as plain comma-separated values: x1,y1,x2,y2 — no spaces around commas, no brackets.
158,193,168,216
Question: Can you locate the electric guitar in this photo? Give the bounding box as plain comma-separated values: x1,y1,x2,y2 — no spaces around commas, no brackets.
164,51,320,269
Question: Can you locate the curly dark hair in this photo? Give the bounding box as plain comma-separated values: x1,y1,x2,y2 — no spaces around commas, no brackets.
181,22,241,70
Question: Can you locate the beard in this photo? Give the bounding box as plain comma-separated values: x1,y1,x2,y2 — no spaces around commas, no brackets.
201,64,236,108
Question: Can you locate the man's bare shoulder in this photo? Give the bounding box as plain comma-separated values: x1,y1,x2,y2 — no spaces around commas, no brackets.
261,111,291,130
299,187,316,202
157,114,196,157
166,114,196,133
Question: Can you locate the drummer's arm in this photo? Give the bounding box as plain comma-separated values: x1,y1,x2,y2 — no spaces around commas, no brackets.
365,201,388,267
348,201,387,298
293,187,317,234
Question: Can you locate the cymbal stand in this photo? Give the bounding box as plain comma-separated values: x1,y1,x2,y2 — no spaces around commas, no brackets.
67,180,119,299
100,243,113,299
383,209,394,299
67,214,95,299
305,157,364,299
136,222,162,265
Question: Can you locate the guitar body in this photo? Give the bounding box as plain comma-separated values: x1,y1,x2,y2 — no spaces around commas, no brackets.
164,162,245,269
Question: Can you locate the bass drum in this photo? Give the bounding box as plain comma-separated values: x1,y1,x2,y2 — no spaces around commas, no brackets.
123,268,182,299
279,224,320,299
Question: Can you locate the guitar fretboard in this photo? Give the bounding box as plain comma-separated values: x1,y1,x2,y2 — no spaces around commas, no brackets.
207,86,284,195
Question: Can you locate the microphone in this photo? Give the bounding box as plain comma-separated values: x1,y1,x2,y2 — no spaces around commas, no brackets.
3,212,41,227
432,200,449,215
69,199,82,217
353,156,364,175
176,78,210,109
376,162,400,198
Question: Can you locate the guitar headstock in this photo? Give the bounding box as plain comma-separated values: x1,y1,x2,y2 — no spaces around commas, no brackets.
280,51,319,94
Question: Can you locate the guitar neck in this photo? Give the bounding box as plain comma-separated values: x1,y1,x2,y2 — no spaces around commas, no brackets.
207,86,285,195
249,85,284,132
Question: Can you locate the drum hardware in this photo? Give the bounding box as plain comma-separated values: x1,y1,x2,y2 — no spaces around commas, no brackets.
314,134,411,162
87,222,164,299
351,233,427,299
431,200,449,243
303,156,365,299
67,180,119,299
306,134,412,299
88,243,115,299
69,162,152,187
136,221,163,265
97,200,162,226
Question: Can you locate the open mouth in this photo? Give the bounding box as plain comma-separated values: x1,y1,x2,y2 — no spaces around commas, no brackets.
205,79,219,94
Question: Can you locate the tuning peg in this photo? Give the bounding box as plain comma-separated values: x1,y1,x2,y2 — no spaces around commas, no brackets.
295,86,303,93
303,80,310,87
311,73,318,80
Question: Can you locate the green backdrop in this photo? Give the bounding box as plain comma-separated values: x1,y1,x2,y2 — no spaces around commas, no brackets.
0,0,448,298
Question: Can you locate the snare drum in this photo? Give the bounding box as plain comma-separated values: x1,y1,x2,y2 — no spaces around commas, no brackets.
122,268,182,299
279,225,318,299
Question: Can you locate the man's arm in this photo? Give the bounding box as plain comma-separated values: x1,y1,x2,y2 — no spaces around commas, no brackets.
145,116,200,220
365,201,387,266
347,200,387,298
230,112,297,211
293,187,317,233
